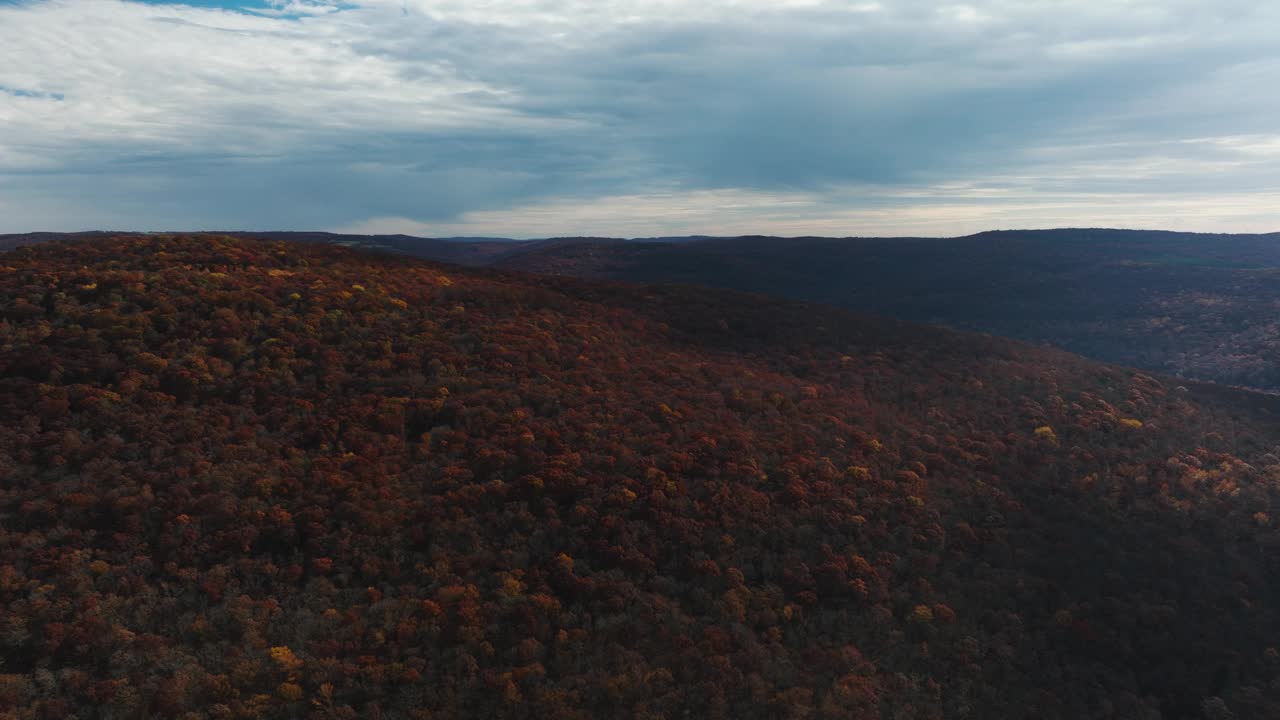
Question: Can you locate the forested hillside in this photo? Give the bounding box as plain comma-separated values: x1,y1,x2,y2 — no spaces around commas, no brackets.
483,229,1280,393
4,236,1280,718
12,229,1280,393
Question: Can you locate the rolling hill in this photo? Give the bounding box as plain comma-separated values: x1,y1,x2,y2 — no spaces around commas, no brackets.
478,229,1280,393
4,235,1280,718
18,227,1280,396
0,232,533,267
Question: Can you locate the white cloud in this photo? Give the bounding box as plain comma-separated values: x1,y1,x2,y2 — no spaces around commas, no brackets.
256,1,350,16
1,0,1280,234
338,183,1280,239
0,0,553,172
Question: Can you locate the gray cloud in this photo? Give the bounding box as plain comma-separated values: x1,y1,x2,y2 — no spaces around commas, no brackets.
1,0,1279,235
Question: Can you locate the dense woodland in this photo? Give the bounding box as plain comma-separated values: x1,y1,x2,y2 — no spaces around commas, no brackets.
5,235,1280,718
11,228,1280,393
414,228,1280,393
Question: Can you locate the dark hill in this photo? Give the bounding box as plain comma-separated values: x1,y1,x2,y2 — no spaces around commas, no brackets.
218,232,537,267
20,228,1280,393
4,235,1280,718
0,231,125,252
481,229,1280,392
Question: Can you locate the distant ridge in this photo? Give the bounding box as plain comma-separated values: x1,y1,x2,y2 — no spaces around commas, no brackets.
9,228,1280,391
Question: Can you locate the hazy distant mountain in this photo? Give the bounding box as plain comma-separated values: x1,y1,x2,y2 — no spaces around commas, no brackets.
0,231,124,251
477,228,1280,392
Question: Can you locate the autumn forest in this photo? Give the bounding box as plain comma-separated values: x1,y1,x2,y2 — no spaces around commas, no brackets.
4,235,1280,719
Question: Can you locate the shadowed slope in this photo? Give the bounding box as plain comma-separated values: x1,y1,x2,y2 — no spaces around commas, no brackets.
2,235,1280,718
488,229,1280,392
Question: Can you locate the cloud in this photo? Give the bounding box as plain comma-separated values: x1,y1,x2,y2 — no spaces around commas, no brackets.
337,183,1280,239
1,0,1279,234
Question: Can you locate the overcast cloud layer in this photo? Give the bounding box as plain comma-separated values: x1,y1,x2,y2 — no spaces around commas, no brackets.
2,0,1280,236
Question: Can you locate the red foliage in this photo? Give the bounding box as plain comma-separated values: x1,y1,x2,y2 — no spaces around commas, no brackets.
2,235,1280,718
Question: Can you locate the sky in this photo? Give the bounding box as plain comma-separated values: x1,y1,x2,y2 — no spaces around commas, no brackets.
2,0,1280,238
